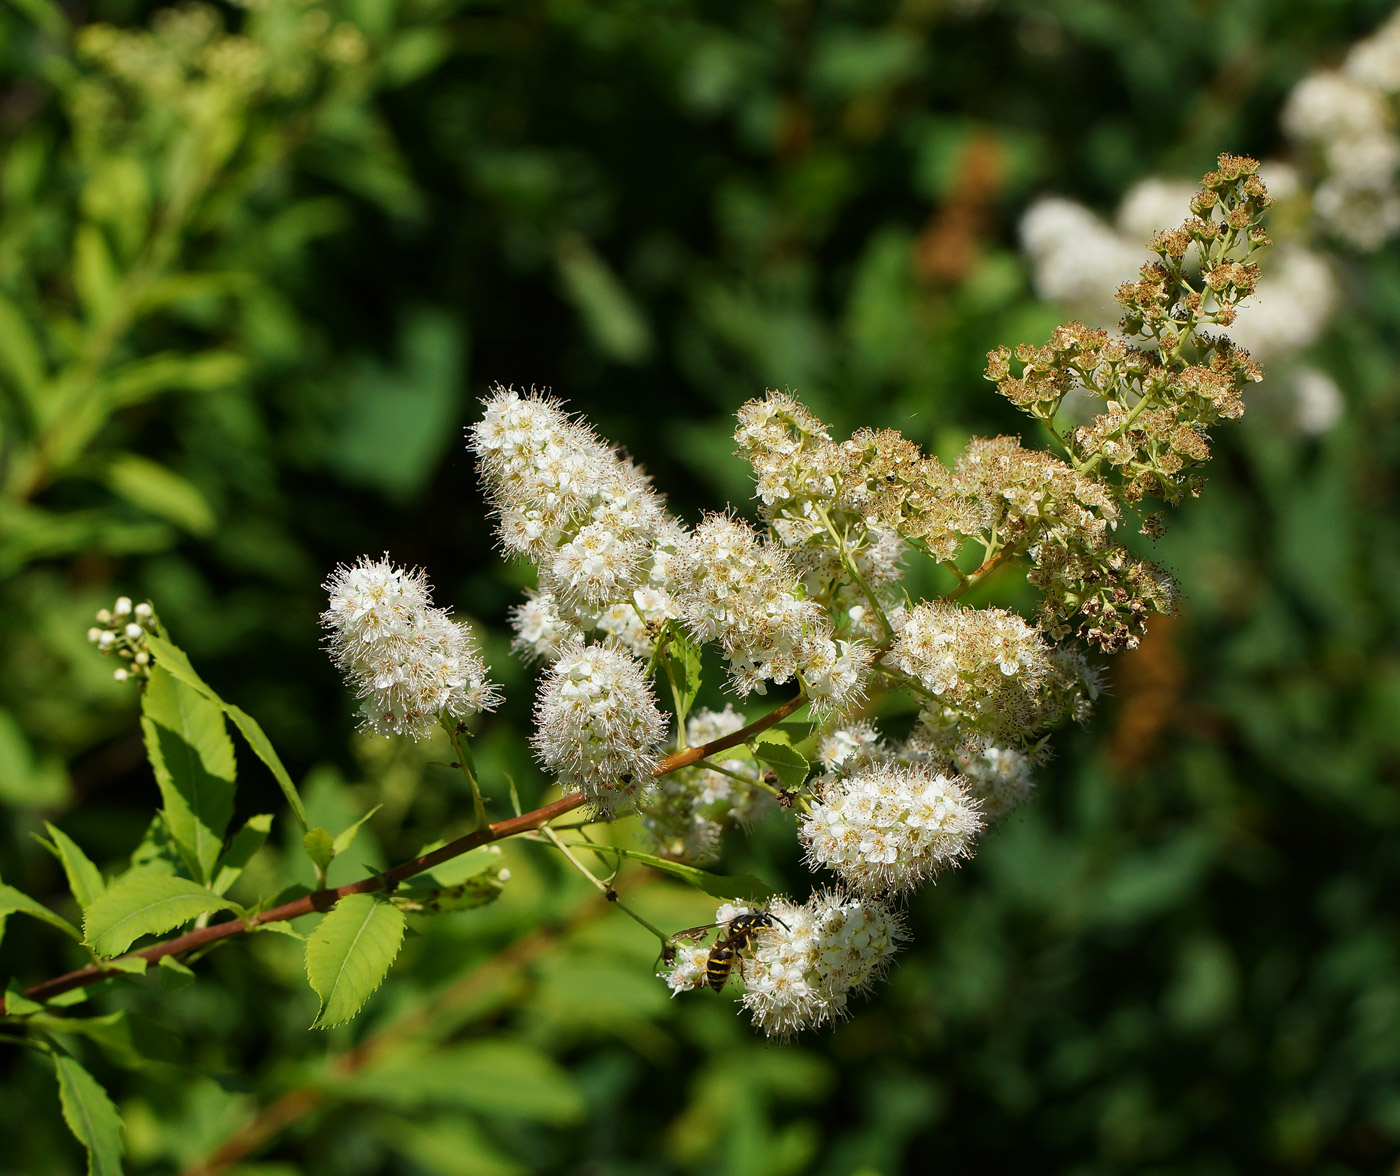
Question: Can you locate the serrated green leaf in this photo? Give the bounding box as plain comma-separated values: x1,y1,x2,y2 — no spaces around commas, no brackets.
565,844,773,901
0,880,82,942
141,665,236,884
37,824,105,911
52,1051,124,1176
333,804,383,857
83,875,236,958
101,454,215,535
303,827,335,874
304,895,405,1029
157,956,196,991
212,813,273,895
661,627,704,729
144,634,306,828
751,729,810,793
127,815,181,879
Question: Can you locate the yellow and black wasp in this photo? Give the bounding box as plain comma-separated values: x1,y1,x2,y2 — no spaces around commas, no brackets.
671,910,789,993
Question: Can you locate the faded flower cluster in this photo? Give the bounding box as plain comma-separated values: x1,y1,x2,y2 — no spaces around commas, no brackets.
310,159,1272,1037
321,557,499,739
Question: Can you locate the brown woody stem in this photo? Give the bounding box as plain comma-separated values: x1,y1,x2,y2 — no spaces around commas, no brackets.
13,691,807,1009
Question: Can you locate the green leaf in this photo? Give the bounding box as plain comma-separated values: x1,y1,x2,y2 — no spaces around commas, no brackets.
102,957,149,975
40,823,106,910
392,869,506,915
334,1041,584,1123
211,813,273,895
52,1051,124,1176
304,894,405,1029
101,454,216,536
556,233,652,364
73,223,120,324
303,827,335,874
565,844,773,901
661,627,703,729
144,634,306,828
4,980,44,1017
751,729,811,793
141,665,236,884
157,956,196,991
126,816,180,880
100,349,246,411
333,805,384,857
0,291,45,408
83,875,236,958
0,880,82,942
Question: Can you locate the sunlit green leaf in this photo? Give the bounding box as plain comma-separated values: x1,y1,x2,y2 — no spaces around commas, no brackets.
751,729,810,793
83,875,236,958
661,627,704,729
40,823,106,910
141,665,236,884
0,880,82,943
303,827,335,874
144,634,306,828
212,813,274,895
304,894,405,1029
333,804,383,857
72,223,120,324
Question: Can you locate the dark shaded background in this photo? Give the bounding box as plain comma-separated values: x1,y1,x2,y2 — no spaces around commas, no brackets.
1,1,1398,1173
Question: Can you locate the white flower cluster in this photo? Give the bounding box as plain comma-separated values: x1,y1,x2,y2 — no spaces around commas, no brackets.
955,740,1036,823
663,895,906,1037
641,706,770,864
800,765,982,894
1282,11,1400,250
87,595,158,683
321,557,500,740
531,638,665,811
887,601,1054,743
468,386,683,658
674,513,870,716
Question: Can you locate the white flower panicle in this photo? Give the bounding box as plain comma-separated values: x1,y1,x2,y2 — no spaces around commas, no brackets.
661,894,907,1038
674,513,870,716
531,638,665,810
642,706,771,864
322,557,500,740
888,600,1055,743
799,765,982,895
466,386,675,614
955,740,1036,822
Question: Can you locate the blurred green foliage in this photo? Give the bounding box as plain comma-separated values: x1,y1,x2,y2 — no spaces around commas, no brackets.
1,0,1398,1173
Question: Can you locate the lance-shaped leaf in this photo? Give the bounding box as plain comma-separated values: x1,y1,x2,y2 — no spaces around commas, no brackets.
659,626,703,729
52,1051,124,1176
212,813,273,896
144,634,306,828
0,880,82,943
141,665,235,884
304,894,405,1029
83,875,236,958
38,823,106,910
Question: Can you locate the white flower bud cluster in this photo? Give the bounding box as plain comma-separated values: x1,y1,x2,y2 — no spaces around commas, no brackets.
674,513,870,716
467,387,677,616
87,595,158,683
641,706,770,864
955,740,1036,822
321,558,500,740
888,601,1054,743
661,895,905,1037
531,638,665,811
799,765,982,894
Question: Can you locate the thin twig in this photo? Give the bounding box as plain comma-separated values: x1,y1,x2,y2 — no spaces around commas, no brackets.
10,691,807,1010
